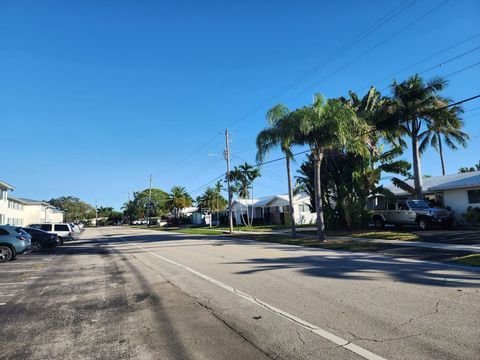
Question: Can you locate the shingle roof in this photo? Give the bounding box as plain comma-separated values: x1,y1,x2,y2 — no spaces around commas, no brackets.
386,171,480,195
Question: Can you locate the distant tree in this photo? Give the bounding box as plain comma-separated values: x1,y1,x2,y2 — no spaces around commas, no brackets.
196,184,227,213
48,196,95,222
122,188,168,223
229,162,261,227
458,161,480,173
166,186,193,220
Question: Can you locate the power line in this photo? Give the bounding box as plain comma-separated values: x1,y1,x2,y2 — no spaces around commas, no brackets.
226,1,419,130
283,0,450,105
377,46,480,93
356,32,480,93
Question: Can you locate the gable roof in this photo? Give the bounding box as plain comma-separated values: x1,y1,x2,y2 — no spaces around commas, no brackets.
386,171,480,196
0,180,15,191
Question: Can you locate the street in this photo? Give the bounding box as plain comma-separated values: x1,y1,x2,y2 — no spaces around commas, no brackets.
1,227,479,360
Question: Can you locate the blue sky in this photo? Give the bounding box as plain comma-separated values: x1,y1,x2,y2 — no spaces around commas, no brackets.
1,0,479,210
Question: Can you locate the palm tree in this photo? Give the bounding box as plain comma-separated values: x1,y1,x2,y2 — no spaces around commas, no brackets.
295,95,368,241
418,103,469,175
166,186,193,221
389,74,448,199
197,185,227,225
230,162,261,227
459,161,480,173
256,104,299,238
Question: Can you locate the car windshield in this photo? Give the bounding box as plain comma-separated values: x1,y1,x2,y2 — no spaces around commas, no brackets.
407,200,430,210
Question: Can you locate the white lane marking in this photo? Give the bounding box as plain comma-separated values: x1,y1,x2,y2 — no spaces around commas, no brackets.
0,303,6,305
121,239,387,360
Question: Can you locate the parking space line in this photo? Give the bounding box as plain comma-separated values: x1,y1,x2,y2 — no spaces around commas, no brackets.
0,303,6,306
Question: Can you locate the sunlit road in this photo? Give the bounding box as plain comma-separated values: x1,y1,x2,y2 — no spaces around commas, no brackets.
1,227,479,360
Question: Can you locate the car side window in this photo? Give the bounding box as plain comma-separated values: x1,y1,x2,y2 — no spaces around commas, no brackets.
0,228,9,236
40,224,52,231
54,225,69,232
398,202,408,211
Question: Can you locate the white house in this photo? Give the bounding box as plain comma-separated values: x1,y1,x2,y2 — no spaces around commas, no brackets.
232,194,316,226
369,171,480,221
0,179,64,226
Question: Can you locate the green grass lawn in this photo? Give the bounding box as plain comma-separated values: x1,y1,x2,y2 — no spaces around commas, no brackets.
146,224,419,241
228,233,392,252
454,254,480,267
325,230,420,241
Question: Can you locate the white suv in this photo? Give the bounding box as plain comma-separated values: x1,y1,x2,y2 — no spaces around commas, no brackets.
29,223,75,243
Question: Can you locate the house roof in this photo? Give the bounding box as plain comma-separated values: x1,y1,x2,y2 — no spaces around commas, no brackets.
0,180,15,191
15,197,52,206
386,171,480,196
233,194,310,208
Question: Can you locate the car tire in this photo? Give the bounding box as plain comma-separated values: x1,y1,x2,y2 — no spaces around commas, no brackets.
373,217,384,229
57,237,64,246
0,245,14,263
32,240,42,252
418,217,429,230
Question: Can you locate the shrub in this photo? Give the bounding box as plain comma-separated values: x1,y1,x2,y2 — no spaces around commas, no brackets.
462,206,480,224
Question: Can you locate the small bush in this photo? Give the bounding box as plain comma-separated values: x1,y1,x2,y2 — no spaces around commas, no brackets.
461,206,480,225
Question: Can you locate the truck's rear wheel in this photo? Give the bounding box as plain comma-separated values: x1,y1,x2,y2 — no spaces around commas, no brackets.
417,217,429,230
373,217,384,229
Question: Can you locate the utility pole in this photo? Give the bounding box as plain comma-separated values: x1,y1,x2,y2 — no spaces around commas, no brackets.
225,128,234,234
147,174,152,227
95,198,98,228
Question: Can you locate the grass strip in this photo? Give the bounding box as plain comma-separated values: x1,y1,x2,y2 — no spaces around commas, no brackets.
454,254,480,267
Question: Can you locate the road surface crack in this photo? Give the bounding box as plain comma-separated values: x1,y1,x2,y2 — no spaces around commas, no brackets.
296,330,306,345
347,331,427,343
395,301,440,330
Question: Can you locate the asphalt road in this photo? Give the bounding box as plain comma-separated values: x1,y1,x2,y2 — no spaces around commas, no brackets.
1,227,479,360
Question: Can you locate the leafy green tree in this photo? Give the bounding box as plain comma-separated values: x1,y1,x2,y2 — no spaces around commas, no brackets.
122,188,168,223
230,162,261,227
294,95,368,240
418,102,469,175
256,103,299,238
48,196,95,222
166,186,193,220
389,74,449,198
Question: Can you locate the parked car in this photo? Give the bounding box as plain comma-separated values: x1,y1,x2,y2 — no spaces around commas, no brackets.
0,225,32,262
371,200,455,230
69,223,81,233
22,227,59,251
28,223,75,243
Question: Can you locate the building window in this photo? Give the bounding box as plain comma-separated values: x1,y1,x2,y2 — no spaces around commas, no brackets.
467,190,480,204
298,204,307,212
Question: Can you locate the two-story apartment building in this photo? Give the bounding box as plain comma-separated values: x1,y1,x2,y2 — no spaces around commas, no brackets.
0,179,64,226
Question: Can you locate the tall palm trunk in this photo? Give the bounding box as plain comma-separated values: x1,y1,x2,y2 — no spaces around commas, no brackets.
313,148,326,241
437,132,446,176
411,131,424,200
285,157,297,238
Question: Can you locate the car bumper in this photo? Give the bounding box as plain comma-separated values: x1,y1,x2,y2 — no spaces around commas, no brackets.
429,216,454,224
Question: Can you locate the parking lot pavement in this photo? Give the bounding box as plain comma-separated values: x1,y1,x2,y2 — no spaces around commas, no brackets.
0,253,52,306
0,231,270,360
